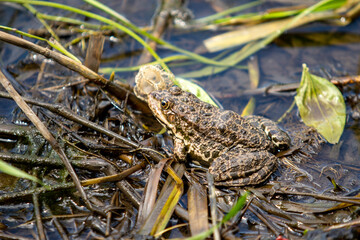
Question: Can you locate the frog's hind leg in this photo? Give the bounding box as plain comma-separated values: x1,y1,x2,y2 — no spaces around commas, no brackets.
213,164,276,186
209,149,278,186
244,115,291,150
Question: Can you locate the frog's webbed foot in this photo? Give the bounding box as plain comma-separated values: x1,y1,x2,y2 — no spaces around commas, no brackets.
209,148,277,186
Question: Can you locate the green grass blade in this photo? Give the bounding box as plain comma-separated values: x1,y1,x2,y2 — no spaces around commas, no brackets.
213,0,346,25
2,0,234,67
83,0,130,23
0,25,81,63
1,0,169,71
39,13,113,30
0,159,43,185
179,42,254,78
195,0,262,24
184,0,346,78
81,0,231,67
24,3,61,42
100,55,191,74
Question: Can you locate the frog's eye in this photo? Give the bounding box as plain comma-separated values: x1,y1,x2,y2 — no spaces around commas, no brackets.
161,99,171,109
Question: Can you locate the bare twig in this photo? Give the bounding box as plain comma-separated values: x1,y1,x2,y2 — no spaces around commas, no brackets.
33,192,46,240
248,204,280,236
0,90,164,163
277,190,360,205
0,30,151,114
43,203,70,240
0,233,33,240
137,0,178,64
0,162,146,203
0,152,111,170
213,75,360,99
207,172,221,240
325,218,360,231
254,188,360,205
0,69,101,214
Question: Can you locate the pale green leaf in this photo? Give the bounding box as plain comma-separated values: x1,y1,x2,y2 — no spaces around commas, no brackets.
295,64,346,144
174,77,219,107
203,11,340,53
203,0,346,52
0,159,43,185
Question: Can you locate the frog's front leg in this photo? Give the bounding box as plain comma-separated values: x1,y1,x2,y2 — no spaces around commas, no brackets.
209,147,277,186
173,137,187,161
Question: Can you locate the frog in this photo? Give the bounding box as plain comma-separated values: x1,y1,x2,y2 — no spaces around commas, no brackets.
147,86,291,186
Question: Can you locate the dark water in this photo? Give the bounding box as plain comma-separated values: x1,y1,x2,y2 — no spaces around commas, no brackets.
0,0,359,239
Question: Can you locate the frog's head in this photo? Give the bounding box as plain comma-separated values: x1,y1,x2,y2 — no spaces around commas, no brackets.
148,86,215,138
147,86,183,133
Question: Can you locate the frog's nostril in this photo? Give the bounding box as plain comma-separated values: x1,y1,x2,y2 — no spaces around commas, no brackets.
150,92,159,99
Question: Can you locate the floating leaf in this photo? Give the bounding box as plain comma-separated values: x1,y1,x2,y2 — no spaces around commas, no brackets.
295,64,346,144
174,77,219,107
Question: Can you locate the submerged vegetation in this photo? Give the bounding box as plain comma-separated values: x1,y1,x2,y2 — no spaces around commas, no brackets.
0,0,359,239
